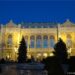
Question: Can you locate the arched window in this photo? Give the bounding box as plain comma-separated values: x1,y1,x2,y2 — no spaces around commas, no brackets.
66,34,72,48
36,35,42,48
7,34,12,46
24,36,28,47
30,36,35,48
50,35,55,48
43,35,48,48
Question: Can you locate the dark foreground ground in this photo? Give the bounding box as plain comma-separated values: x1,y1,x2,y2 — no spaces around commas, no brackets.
0,56,75,75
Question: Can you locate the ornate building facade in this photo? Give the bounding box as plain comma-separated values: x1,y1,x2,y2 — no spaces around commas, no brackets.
0,19,75,60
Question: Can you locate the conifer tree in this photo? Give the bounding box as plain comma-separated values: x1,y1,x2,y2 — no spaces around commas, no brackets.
54,38,68,63
17,36,27,63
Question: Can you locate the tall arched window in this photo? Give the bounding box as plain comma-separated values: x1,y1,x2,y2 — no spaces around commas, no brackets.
66,34,72,48
43,35,48,48
24,36,28,47
7,34,12,46
30,36,35,48
50,35,55,48
36,35,42,48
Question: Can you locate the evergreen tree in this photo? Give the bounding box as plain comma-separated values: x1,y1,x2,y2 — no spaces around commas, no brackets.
54,38,68,63
17,36,27,63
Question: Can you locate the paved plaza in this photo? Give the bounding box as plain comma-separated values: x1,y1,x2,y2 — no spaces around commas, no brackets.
0,64,47,75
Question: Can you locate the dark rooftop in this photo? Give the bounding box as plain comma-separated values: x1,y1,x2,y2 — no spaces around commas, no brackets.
21,22,57,28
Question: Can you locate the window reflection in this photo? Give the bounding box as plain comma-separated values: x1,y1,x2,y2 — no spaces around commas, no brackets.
66,34,72,48
50,35,55,48
43,35,48,48
30,36,35,48
7,34,12,47
36,35,42,48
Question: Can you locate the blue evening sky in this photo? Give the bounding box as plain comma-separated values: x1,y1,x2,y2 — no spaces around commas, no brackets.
0,0,75,24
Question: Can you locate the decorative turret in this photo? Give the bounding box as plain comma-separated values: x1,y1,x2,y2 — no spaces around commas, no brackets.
61,19,75,27
6,20,16,28
66,19,70,22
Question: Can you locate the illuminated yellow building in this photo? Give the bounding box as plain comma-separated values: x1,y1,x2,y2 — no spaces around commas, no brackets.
0,19,75,60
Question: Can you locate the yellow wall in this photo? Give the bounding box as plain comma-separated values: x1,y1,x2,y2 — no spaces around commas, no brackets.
0,26,75,60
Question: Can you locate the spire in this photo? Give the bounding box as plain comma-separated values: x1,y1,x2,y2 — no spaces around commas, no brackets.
65,19,72,25
9,19,13,23
66,19,71,24
7,20,14,27
61,19,75,27
8,19,14,25
66,19,70,22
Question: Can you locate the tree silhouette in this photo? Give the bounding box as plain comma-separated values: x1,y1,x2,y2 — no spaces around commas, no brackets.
54,38,68,63
41,56,64,75
17,36,27,63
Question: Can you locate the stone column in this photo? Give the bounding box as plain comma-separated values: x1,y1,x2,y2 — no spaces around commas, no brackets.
28,35,30,51
27,35,30,58
48,35,50,48
41,35,43,48
57,23,61,41
1,24,3,59
35,35,36,48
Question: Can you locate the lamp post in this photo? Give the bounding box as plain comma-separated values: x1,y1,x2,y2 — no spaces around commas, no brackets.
57,24,59,41
57,23,61,41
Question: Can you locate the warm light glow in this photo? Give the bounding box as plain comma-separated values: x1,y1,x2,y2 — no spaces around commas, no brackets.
43,53,48,58
37,53,41,58
27,54,31,59
1,21,75,60
59,33,66,42
7,55,10,59
67,48,72,54
18,33,20,44
14,47,18,53
49,53,54,56
58,33,61,38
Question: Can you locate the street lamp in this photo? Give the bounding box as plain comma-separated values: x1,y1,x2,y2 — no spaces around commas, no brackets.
57,23,61,41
